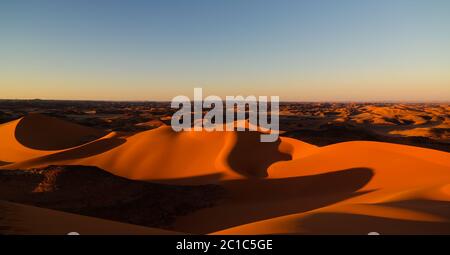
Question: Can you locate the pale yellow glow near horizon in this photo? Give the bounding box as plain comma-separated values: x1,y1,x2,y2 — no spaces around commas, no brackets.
2,65,450,102
1,78,449,102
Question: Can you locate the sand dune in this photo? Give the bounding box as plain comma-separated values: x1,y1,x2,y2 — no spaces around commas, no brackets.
206,142,450,234
352,105,434,125
0,165,223,231
213,201,450,235
3,117,314,183
0,200,180,235
15,113,107,150
0,117,56,163
0,161,10,166
1,114,449,234
0,113,107,163
390,127,450,142
78,128,310,182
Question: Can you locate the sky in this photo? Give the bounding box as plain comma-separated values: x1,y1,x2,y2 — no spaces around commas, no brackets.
1,0,449,101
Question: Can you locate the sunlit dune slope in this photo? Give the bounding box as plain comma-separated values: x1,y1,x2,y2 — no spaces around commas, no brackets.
390,126,450,141
11,128,310,183
351,105,433,125
1,114,449,234
212,200,450,235
0,117,54,163
0,114,107,163
200,142,450,234
1,115,315,182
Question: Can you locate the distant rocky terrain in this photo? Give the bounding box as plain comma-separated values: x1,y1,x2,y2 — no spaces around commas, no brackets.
1,100,448,152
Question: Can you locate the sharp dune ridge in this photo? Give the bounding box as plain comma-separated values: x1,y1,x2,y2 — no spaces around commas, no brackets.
0,113,449,234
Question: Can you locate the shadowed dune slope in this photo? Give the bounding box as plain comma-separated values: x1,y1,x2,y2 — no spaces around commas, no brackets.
15,113,107,150
174,168,374,233
0,165,224,231
204,142,450,234
0,200,181,235
74,126,300,182
1,114,450,234
0,118,54,163
2,116,309,183
0,114,107,163
213,203,450,235
0,161,10,167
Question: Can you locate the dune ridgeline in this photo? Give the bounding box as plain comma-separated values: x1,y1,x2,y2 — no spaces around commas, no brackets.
0,113,449,234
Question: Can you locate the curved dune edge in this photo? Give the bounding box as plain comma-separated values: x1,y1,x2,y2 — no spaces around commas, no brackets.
0,118,58,163
14,113,107,150
0,161,11,167
211,200,450,235
211,182,450,235
0,200,181,235
1,114,450,234
1,117,308,183
196,142,450,234
173,142,449,234
0,114,107,163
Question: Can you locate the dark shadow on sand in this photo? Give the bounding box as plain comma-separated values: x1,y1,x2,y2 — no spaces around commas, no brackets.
299,200,450,234
228,131,292,178
175,167,374,234
0,166,225,230
0,161,11,167
15,113,107,151
12,137,126,167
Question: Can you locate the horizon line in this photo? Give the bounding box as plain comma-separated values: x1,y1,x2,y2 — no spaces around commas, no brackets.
0,98,449,104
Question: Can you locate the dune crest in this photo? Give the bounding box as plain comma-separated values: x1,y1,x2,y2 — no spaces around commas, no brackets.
0,117,56,163
0,114,108,163
15,113,107,150
1,114,450,234
1,115,300,183
75,126,297,182
202,142,450,234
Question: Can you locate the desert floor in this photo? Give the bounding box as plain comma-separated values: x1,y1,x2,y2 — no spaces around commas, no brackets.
0,101,449,234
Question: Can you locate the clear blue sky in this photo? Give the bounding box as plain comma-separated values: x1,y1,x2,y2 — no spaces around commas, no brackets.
1,0,449,101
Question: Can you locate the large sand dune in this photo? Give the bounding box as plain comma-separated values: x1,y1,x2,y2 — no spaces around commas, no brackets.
0,200,180,235
1,114,449,234
0,113,107,163
203,142,450,234
2,115,313,183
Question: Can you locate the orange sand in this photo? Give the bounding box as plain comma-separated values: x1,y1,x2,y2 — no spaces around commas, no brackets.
1,114,449,234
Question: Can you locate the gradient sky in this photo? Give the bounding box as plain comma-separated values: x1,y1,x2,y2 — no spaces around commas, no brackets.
1,0,449,101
